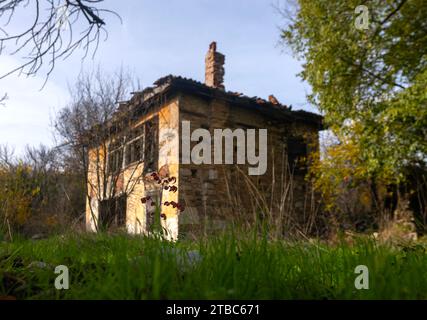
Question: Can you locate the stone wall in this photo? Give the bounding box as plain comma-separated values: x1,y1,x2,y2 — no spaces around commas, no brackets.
85,91,320,240
177,93,320,238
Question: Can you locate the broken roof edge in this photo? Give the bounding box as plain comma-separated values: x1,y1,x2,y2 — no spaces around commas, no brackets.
124,74,324,129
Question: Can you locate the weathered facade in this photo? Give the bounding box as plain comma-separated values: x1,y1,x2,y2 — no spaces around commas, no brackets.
85,42,323,240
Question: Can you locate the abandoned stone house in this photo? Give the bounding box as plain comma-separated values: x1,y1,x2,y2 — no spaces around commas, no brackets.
85,42,323,240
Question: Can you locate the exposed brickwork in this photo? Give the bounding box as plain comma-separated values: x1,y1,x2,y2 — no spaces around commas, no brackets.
205,42,225,90
85,43,322,240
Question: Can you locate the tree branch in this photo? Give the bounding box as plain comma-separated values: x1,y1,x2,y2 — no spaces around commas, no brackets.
0,0,120,85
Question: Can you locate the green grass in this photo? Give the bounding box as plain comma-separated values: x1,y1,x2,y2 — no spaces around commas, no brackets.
1,231,427,299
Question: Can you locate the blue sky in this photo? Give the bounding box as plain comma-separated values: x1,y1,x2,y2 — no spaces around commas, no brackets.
0,0,315,155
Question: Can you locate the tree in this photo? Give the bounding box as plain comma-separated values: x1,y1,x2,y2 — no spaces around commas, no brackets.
0,144,71,239
281,0,427,230
54,68,147,232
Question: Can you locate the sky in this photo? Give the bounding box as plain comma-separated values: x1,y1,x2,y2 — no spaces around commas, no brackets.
0,0,315,155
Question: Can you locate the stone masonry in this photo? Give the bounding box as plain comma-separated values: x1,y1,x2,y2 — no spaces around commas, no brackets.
85,42,323,240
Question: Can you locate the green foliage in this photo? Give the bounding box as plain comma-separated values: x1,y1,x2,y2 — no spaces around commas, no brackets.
282,0,427,183
151,199,164,236
0,145,85,238
310,138,368,212
0,163,41,232
1,232,427,299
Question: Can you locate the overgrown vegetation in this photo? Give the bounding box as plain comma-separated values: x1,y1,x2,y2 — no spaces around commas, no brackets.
0,68,139,240
1,231,426,299
0,145,84,240
1,0,426,301
281,0,427,234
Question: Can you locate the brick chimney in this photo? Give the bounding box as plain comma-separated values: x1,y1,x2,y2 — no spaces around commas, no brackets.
205,42,225,90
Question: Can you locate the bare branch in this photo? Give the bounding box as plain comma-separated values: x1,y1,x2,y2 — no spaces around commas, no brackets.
0,0,120,84
0,92,7,105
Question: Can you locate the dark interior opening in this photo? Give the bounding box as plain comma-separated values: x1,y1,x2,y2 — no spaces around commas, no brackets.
99,194,127,229
287,136,308,174
144,116,159,173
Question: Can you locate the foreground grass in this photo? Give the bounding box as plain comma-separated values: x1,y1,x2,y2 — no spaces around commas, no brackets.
1,231,426,299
